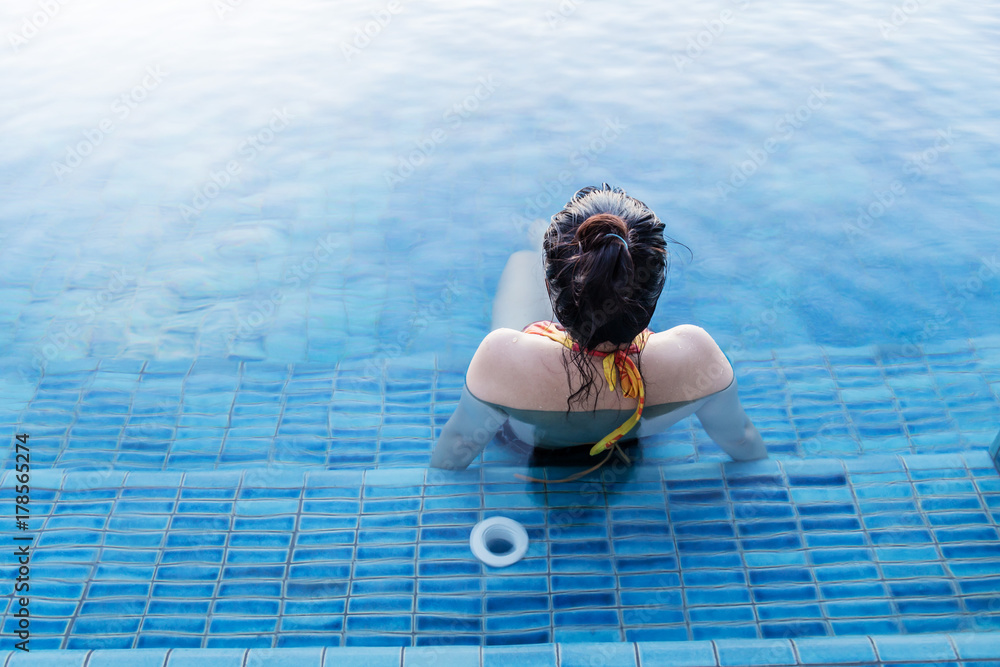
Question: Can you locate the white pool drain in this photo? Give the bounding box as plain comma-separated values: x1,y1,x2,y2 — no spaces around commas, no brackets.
470,517,529,567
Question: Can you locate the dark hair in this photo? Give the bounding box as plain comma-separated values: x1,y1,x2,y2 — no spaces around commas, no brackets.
543,183,676,413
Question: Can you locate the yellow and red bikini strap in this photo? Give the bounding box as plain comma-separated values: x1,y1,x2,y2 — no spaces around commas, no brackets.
520,321,648,457
589,350,645,456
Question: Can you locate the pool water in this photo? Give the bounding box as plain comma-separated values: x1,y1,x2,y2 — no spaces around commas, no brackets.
1,0,999,662
1,0,998,366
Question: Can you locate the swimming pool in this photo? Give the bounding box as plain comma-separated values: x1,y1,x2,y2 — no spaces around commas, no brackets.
1,0,998,663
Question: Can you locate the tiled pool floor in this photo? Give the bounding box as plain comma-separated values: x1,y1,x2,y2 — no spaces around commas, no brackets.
2,453,998,650
2,337,998,660
2,337,1000,472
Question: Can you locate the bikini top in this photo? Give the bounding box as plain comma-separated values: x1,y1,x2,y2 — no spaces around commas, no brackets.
522,320,652,456
518,320,652,482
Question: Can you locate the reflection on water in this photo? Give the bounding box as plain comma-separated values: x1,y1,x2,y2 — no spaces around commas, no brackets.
0,0,997,367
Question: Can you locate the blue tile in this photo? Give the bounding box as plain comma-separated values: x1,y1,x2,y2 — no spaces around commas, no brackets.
558,639,637,667
415,635,482,647
887,579,955,597
151,582,216,598
760,621,827,638
5,650,93,666
164,649,247,666
280,616,343,632
72,616,141,635
482,644,556,667
80,599,147,615
142,617,206,634
485,595,548,614
485,613,550,633
903,453,965,470
683,571,746,587
148,600,211,616
942,543,1000,559
935,526,999,542
486,630,552,646
88,648,170,666
403,646,480,666
636,641,718,667
625,627,689,642
715,638,795,666
751,585,818,603
804,531,865,548
323,647,403,667
743,552,808,568
209,617,277,634
689,606,754,623
900,615,967,634
214,599,281,615
685,587,751,606
952,632,1000,660
552,609,618,627
756,603,823,621
823,600,894,618
692,624,758,641
748,568,813,585
552,592,616,610
65,635,136,650
872,634,957,662
414,615,481,633
346,614,411,632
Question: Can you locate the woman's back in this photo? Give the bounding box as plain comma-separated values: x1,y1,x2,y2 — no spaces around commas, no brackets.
466,324,733,413
429,184,767,471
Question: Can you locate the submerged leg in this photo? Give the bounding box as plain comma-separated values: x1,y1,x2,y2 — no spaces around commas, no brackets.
491,247,555,332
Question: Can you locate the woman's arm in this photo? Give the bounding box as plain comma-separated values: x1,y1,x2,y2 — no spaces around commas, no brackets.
660,325,766,461
694,376,767,461
430,385,508,470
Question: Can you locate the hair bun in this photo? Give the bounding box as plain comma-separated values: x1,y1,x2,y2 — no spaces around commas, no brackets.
575,213,628,249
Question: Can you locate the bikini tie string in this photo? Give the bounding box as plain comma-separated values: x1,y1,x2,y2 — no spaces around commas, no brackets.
513,320,649,484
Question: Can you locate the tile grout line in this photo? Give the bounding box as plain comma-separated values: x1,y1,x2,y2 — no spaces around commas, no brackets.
663,465,694,641
849,451,902,634
904,454,972,623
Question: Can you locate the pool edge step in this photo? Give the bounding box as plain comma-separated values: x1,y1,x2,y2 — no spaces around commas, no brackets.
4,632,1000,666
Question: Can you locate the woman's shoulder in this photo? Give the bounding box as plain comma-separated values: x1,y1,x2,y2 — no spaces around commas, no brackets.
466,323,733,409
643,325,734,402
465,327,562,408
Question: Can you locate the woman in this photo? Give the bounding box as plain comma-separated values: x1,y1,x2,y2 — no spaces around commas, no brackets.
430,184,766,476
